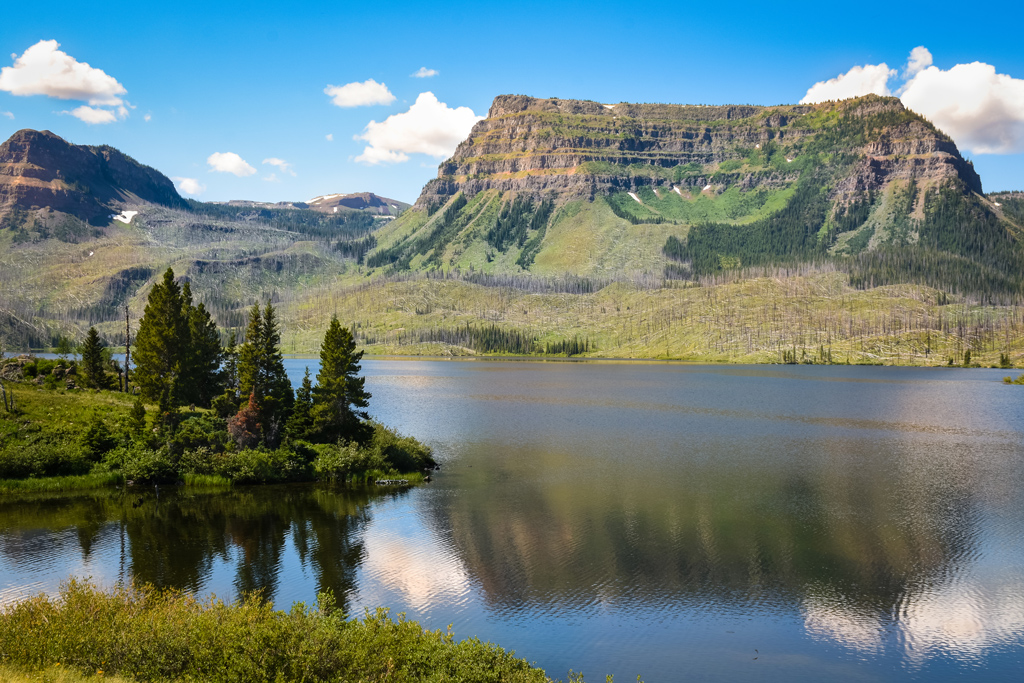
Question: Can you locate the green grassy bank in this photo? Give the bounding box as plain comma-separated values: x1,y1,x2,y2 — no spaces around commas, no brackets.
0,377,433,493
0,580,552,683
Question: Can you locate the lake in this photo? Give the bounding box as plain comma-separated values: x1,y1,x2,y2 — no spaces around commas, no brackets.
2,360,1023,681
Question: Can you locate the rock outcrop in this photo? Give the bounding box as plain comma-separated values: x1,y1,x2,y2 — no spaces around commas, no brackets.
0,129,184,225
415,94,982,208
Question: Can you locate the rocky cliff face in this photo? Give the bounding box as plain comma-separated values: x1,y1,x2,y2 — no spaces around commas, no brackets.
0,129,184,226
415,94,981,208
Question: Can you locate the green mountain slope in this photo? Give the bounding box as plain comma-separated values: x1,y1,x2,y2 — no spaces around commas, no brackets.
368,94,1021,298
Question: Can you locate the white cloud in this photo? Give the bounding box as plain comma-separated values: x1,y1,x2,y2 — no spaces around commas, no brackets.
262,157,296,176
1,111,12,119
325,133,333,141
901,61,1024,154
263,173,279,183
0,40,126,106
324,79,395,108
143,113,151,122
412,67,439,78
172,177,206,196
904,46,933,79
67,105,118,124
207,152,257,176
800,63,896,104
802,48,1024,155
354,92,483,165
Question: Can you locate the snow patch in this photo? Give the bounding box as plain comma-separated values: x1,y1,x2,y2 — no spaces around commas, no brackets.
672,186,683,196
755,144,761,149
603,104,615,110
333,207,338,213
786,158,794,163
995,202,1002,207
703,184,712,191
627,192,642,203
112,210,138,224
88,251,94,257
309,193,343,203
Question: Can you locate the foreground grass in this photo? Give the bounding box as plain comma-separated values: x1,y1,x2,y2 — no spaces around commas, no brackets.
0,664,133,682
0,472,122,495
0,580,550,683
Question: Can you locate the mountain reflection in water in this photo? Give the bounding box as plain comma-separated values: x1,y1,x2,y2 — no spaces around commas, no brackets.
1,361,1022,682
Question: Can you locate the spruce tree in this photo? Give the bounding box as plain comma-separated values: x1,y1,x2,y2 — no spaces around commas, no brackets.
286,367,314,441
80,327,109,389
179,283,223,407
133,268,187,403
127,397,146,437
236,302,292,447
312,316,370,443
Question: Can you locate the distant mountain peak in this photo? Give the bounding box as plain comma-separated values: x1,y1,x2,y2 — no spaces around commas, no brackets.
0,128,184,228
305,192,410,216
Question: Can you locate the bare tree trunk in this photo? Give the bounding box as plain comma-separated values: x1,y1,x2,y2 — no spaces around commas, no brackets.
124,303,131,394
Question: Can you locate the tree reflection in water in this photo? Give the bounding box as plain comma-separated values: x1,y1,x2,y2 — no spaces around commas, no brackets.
0,485,392,613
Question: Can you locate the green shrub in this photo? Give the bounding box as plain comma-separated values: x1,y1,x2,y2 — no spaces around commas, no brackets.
216,447,312,484
0,580,549,683
369,421,436,473
0,439,90,479
115,444,177,483
169,413,229,456
312,441,387,482
80,418,117,461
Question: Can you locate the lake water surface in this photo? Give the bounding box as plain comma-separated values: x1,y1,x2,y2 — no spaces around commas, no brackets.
2,360,1023,681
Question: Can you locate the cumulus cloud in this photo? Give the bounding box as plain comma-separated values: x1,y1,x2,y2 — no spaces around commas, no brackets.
412,67,439,78
0,40,126,106
354,92,483,165
324,79,395,108
325,133,333,141
67,105,118,124
172,177,206,196
901,61,1024,154
904,46,933,78
801,48,1024,155
800,63,896,104
1,111,13,119
207,152,257,176
262,157,296,176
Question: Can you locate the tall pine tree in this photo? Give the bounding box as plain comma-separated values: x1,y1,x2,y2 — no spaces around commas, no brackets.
286,367,314,441
312,316,370,443
133,268,188,403
134,269,224,408
178,282,223,406
236,302,292,447
80,327,110,389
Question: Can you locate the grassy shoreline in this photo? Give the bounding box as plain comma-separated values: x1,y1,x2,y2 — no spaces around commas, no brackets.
0,377,435,495
0,579,554,683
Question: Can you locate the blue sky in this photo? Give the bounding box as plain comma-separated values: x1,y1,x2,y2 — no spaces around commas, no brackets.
2,0,1022,203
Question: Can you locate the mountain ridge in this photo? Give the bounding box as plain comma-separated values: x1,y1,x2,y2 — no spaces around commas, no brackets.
0,129,185,229
367,94,1011,288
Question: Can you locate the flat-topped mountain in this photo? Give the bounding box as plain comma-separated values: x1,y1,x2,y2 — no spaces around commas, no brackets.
420,94,981,204
369,94,1018,289
0,129,185,229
